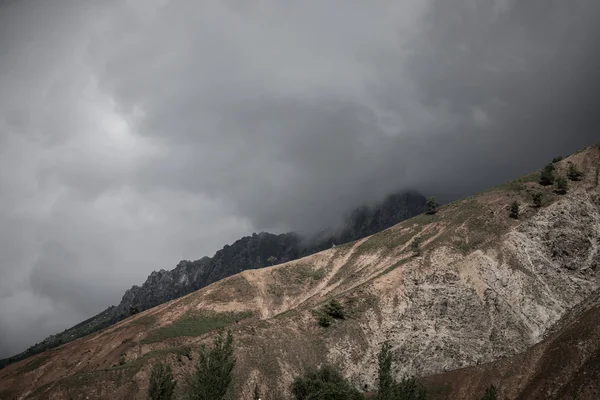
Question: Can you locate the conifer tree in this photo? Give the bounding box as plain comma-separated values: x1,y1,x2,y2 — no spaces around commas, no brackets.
567,164,583,181
425,197,438,215
555,176,568,194
149,363,177,400
186,330,235,400
510,201,520,219
481,385,497,400
539,163,555,186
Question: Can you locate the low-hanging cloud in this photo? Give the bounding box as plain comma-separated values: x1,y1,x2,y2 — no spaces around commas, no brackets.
0,0,599,358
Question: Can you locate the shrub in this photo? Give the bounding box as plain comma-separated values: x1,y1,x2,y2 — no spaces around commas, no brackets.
266,256,278,266
509,201,520,219
291,365,364,400
555,176,568,194
539,163,555,186
149,363,177,400
185,330,235,400
567,164,583,181
481,385,497,400
411,237,423,256
317,314,332,328
376,342,426,400
552,156,563,163
425,197,438,215
532,193,542,208
377,342,394,397
315,299,345,327
324,299,345,320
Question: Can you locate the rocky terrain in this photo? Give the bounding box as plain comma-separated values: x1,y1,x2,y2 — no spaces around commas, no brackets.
0,191,425,369
422,286,600,399
0,145,599,399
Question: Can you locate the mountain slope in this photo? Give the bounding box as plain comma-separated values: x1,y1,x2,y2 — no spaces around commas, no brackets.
422,287,600,399
0,191,425,368
1,145,599,399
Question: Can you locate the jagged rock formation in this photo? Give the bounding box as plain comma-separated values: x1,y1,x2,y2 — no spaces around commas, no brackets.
0,191,425,368
0,145,598,399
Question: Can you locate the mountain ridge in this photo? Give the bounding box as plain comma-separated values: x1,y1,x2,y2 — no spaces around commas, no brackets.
0,190,426,368
1,144,599,399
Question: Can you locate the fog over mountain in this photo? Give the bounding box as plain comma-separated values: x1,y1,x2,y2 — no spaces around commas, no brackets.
0,0,598,357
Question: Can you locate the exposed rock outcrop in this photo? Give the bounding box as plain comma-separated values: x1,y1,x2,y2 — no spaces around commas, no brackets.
1,146,598,399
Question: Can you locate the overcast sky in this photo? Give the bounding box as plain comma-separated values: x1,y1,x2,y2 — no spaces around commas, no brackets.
0,0,599,358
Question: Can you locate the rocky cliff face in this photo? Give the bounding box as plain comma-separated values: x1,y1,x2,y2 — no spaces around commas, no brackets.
1,146,598,400
0,191,425,367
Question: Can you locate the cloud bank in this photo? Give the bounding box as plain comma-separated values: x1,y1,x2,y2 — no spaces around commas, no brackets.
0,0,598,357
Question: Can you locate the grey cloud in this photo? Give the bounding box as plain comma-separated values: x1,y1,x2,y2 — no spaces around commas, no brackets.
1,0,599,358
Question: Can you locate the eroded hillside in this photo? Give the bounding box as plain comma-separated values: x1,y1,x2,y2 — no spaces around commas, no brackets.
1,145,599,400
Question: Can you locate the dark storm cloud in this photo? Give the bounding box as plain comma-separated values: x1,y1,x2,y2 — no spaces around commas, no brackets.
92,0,600,230
1,0,599,358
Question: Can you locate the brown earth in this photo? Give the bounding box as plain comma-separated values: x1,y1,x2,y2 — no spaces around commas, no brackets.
1,144,599,400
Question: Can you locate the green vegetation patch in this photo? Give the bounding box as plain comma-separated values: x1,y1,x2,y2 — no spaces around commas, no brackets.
267,283,284,298
130,314,158,327
18,355,49,373
205,276,255,302
313,299,346,328
107,345,194,374
276,263,328,284
141,310,252,344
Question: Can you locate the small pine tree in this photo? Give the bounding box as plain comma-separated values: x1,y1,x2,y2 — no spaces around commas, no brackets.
411,237,423,256
186,330,235,400
509,201,519,219
391,377,427,400
532,193,543,208
376,342,427,400
317,313,332,327
291,365,364,400
481,385,497,400
377,342,394,399
149,363,177,400
324,299,345,320
567,164,583,181
539,163,555,186
555,176,568,194
266,256,278,266
425,197,438,215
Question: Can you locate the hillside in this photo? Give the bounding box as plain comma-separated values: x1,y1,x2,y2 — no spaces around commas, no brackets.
422,287,600,399
0,191,425,368
0,145,599,399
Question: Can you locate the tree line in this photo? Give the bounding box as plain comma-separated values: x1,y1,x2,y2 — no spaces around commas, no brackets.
147,331,497,400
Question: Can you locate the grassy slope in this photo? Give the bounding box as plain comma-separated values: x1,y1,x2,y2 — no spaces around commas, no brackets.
1,144,599,400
